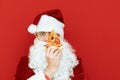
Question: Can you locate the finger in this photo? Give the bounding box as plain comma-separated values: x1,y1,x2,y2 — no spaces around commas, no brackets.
54,49,62,57
49,47,57,55
46,47,51,55
57,51,62,59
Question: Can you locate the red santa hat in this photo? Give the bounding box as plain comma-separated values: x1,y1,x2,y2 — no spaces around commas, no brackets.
27,9,65,39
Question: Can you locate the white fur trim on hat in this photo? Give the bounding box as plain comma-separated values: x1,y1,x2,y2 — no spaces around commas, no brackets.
37,15,64,39
27,24,37,34
27,15,64,39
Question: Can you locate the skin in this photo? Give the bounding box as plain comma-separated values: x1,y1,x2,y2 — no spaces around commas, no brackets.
36,32,62,79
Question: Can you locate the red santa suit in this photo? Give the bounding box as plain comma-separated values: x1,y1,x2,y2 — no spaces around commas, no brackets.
15,9,86,80
15,55,85,80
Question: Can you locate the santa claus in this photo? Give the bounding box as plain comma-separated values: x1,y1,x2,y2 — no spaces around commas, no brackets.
15,9,86,80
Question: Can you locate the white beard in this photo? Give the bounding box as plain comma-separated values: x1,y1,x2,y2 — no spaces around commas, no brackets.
28,38,79,80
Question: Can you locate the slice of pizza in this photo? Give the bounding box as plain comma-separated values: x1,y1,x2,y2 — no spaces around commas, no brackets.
46,30,63,50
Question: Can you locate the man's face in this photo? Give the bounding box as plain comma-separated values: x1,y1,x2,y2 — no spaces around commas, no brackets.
36,32,60,42
36,32,50,42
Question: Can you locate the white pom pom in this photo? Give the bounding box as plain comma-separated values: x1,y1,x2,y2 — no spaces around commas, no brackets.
27,24,37,34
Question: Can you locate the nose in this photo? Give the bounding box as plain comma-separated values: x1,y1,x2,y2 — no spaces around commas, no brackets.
44,34,49,42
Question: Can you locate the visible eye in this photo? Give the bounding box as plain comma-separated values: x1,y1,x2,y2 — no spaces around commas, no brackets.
41,32,46,35
38,32,46,36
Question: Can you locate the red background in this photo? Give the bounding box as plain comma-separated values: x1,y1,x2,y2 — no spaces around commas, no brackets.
0,0,120,80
